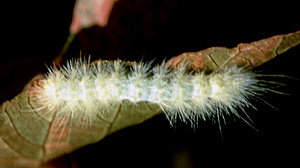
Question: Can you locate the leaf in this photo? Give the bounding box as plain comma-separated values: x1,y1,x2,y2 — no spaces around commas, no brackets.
0,81,162,167
70,0,118,34
55,0,118,65
166,30,300,71
0,31,299,167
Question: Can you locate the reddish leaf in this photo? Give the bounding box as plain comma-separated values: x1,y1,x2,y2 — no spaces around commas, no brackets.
70,0,118,34
0,80,162,167
0,31,299,167
166,31,300,71
55,0,118,65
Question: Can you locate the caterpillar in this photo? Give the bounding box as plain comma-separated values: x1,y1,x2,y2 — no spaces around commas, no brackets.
30,57,281,128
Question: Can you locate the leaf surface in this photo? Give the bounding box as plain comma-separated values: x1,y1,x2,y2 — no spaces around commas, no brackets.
0,31,299,167
166,31,300,71
70,0,118,34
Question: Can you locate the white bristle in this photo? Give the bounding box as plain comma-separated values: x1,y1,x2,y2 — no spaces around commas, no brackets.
34,58,277,126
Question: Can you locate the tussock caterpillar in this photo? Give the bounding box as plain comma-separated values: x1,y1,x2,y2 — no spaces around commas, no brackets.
27,57,288,129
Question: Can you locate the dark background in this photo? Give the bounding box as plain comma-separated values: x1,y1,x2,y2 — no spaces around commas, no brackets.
1,0,300,167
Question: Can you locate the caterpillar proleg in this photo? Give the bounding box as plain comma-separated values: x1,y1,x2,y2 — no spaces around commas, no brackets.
31,57,278,127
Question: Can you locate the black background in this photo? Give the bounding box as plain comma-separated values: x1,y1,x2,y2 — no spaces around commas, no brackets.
1,0,300,167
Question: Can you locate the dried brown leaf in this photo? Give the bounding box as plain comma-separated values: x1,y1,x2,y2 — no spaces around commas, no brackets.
166,31,300,71
0,30,299,167
0,81,161,167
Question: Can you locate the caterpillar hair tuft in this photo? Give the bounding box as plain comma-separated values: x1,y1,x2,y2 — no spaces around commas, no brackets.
31,58,283,127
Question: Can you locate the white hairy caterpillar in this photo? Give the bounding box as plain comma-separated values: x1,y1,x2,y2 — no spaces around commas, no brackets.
32,57,282,127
